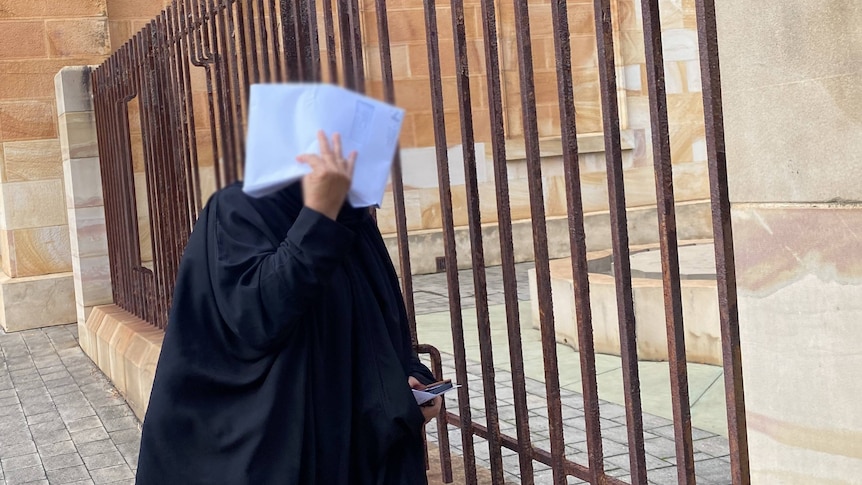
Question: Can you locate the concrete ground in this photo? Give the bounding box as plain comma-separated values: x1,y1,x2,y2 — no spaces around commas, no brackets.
0,263,731,484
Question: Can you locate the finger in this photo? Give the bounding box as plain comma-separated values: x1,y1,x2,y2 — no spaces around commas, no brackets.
332,133,343,161
408,377,423,390
296,154,323,171
317,130,332,158
346,151,357,178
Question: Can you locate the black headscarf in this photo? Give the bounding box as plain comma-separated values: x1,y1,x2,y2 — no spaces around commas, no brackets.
136,182,435,484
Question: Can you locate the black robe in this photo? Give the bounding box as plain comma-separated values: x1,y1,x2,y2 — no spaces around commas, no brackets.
136,182,435,485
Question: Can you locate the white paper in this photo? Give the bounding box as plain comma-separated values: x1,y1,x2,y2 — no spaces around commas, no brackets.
243,83,405,207
412,385,460,406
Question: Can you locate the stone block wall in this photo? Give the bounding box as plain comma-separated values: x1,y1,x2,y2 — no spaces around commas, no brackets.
716,0,862,482
0,0,113,331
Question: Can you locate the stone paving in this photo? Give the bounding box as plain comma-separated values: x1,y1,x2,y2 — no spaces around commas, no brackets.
0,325,139,485
0,262,730,484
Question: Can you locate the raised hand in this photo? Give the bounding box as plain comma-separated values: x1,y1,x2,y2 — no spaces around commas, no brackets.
296,130,357,220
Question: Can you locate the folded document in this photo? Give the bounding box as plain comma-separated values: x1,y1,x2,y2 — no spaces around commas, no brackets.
243,83,405,207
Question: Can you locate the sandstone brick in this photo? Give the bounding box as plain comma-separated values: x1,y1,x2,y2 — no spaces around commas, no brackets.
2,139,63,182
105,0,170,21
0,229,11,275
0,58,101,101
46,19,110,58
59,112,99,160
1,179,67,230
0,21,47,60
0,99,58,141
364,44,411,81
0,0,106,19
108,20,132,50
9,225,73,277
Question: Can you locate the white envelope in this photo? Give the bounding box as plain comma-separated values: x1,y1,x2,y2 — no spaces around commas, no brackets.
242,83,405,207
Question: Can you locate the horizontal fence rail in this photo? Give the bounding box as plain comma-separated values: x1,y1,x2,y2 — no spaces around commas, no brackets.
92,0,749,483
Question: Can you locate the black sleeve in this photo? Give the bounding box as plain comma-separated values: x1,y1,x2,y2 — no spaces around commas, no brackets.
212,203,354,351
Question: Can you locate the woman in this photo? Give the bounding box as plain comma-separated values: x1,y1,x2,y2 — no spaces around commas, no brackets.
136,131,441,484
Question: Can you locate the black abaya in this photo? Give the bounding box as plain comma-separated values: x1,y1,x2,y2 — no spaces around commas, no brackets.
135,182,435,485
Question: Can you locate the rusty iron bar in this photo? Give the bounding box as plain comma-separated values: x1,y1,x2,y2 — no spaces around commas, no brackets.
322,0,338,84
476,0,535,480
416,344,454,483
280,0,299,81
371,0,418,342
695,1,751,483
335,0,355,89
177,0,204,220
639,0,697,482
444,412,634,485
547,0,636,484
510,0,569,482
592,0,655,482
445,0,505,482
421,0,478,482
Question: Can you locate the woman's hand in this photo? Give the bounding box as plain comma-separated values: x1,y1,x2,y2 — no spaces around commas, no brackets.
296,130,357,220
408,376,442,425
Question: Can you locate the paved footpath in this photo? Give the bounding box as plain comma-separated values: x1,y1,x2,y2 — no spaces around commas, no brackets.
0,325,139,485
0,264,730,484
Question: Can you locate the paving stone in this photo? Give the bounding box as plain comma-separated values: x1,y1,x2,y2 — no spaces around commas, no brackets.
26,411,62,426
3,466,46,484
1,452,42,471
46,464,91,484
36,440,77,458
102,417,139,433
66,416,105,434
89,464,134,484
107,429,139,445
76,440,117,458
0,440,38,459
82,450,126,471
71,427,111,445
31,428,72,446
41,452,85,472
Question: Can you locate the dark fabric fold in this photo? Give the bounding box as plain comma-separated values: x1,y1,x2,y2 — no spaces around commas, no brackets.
136,182,434,485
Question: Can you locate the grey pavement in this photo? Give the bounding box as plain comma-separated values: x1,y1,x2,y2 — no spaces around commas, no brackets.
0,324,139,485
0,262,729,484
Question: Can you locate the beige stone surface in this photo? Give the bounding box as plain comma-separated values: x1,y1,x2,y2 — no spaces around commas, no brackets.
82,305,164,420
58,111,99,160
0,178,67,230
0,271,76,331
71,253,113,307
8,225,72,276
45,19,110,57
0,99,57,142
55,65,95,116
718,0,862,204
733,205,862,483
0,21,48,60
63,157,104,208
1,139,63,182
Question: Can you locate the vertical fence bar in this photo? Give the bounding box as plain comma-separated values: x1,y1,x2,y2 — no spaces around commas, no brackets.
477,0,535,479
510,0,569,482
695,1,750,483
548,0,632,483
216,0,241,182
422,0,478,482
639,1,697,482
371,2,452,479
179,0,204,221
447,0,505,482
280,0,299,81
322,0,338,84
592,0,651,480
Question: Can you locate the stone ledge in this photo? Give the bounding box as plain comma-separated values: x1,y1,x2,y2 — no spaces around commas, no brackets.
81,305,164,421
0,271,76,332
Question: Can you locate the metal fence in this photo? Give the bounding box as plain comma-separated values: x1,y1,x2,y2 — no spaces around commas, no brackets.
91,0,749,483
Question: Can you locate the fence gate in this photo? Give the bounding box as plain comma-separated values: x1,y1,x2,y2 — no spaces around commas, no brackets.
92,0,749,483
